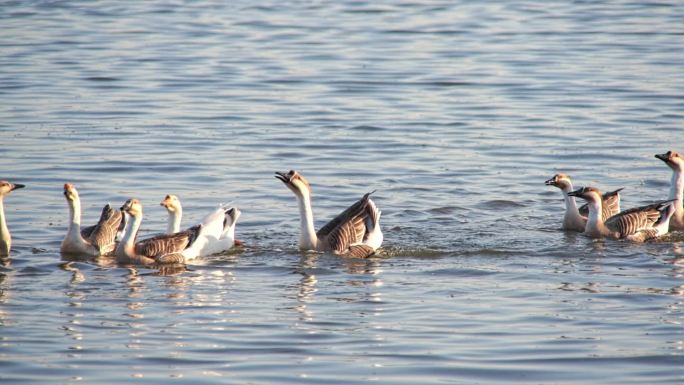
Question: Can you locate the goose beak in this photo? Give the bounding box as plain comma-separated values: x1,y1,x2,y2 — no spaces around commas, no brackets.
655,152,670,164
11,183,25,191
275,171,290,183
544,178,555,186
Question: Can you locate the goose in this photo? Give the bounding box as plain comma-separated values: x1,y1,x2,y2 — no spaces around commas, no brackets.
655,150,684,230
160,194,182,234
275,170,383,257
568,186,675,242
160,194,243,250
0,180,25,257
115,198,203,265
61,183,123,256
194,206,241,256
545,174,622,231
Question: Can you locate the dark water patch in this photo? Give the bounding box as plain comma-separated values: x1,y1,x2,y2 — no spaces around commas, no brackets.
476,199,527,210
82,76,120,82
349,125,385,132
425,267,498,277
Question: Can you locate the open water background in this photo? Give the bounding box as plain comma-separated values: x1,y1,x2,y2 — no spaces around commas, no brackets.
1,1,683,384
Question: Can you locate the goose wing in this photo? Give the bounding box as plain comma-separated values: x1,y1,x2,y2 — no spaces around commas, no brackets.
80,225,96,239
317,192,374,255
134,224,201,261
605,201,663,238
578,188,623,220
88,204,123,254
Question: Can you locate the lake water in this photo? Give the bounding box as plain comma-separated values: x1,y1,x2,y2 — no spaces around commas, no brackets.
1,1,683,384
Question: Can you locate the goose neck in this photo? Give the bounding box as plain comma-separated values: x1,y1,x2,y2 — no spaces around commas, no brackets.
296,192,318,250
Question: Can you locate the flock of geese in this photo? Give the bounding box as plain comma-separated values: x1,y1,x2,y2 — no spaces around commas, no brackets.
0,170,383,264
0,150,683,265
545,151,684,242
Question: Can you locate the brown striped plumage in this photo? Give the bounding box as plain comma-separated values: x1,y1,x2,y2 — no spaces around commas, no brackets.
133,224,201,260
578,188,623,221
276,170,383,258
568,186,675,241
61,183,124,257
316,192,375,254
87,204,123,255
545,174,623,231
116,198,202,265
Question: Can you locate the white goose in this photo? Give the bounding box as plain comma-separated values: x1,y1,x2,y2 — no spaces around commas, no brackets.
568,186,675,242
655,150,684,230
115,198,203,265
160,194,182,234
61,183,123,257
0,180,25,257
194,205,241,256
275,170,383,257
545,174,622,232
160,194,242,254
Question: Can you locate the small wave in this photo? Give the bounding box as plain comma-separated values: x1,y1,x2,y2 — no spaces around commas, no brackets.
477,199,527,210
350,125,385,132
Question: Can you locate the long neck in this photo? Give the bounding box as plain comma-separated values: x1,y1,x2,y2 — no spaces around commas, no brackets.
118,212,142,258
65,198,86,243
296,192,318,250
585,198,608,235
0,197,9,255
561,183,580,214
166,207,181,234
670,169,684,219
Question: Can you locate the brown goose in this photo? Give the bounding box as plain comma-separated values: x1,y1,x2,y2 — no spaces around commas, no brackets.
61,183,123,257
0,180,25,257
275,170,383,258
115,198,202,265
568,186,675,242
545,174,622,231
655,150,684,230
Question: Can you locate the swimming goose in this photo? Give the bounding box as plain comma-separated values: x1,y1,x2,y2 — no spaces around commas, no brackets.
160,194,242,251
61,183,123,256
275,170,383,257
568,186,675,242
194,206,241,256
0,180,25,257
160,194,182,234
655,150,684,230
115,198,203,265
545,174,622,231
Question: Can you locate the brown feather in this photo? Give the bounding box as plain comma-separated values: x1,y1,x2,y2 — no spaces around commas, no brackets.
347,244,375,258
605,201,664,237
88,204,123,255
134,224,201,260
318,192,374,254
578,188,622,220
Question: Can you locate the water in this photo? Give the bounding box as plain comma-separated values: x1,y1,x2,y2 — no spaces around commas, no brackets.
1,1,683,383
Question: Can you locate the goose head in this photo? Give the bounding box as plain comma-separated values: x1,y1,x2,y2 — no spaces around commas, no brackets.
121,198,143,217
275,170,311,197
655,150,684,171
545,174,573,191
160,194,182,213
0,180,25,197
225,207,241,226
63,183,80,202
567,186,602,203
